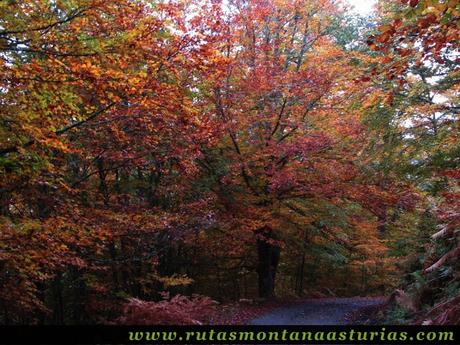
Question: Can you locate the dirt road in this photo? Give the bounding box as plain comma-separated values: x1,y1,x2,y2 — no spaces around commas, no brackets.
250,297,386,325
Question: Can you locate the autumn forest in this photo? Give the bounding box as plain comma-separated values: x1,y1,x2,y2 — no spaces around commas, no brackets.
0,0,459,326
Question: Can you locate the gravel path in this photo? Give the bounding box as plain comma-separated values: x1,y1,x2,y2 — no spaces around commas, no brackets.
250,297,386,325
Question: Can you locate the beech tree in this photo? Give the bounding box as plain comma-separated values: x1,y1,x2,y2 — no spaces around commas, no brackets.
0,0,456,325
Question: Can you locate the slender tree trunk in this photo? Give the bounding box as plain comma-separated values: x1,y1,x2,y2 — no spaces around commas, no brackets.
109,242,119,291
97,158,109,205
296,228,308,295
0,190,10,216
52,273,64,324
377,210,387,238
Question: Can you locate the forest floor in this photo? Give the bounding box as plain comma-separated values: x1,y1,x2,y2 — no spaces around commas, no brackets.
248,297,387,325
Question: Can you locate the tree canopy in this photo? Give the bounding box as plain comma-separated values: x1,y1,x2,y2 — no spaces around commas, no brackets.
0,0,458,325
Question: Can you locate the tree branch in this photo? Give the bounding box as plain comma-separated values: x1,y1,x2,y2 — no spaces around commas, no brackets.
0,102,116,156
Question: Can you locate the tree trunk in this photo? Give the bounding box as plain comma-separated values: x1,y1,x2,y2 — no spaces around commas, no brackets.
296,228,308,295
256,226,280,299
377,210,387,238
